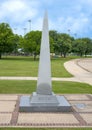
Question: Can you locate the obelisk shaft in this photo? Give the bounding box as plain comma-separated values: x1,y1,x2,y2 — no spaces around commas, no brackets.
37,11,52,95
19,11,72,112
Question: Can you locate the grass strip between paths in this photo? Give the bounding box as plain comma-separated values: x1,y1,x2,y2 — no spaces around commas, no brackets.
0,80,91,94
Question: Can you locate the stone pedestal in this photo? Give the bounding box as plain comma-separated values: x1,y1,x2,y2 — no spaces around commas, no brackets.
19,93,72,112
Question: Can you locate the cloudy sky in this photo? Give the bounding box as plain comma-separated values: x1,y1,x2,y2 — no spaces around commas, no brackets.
0,0,92,38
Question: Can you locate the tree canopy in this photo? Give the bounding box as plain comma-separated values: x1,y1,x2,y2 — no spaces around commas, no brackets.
51,33,74,57
72,38,92,57
0,22,92,59
0,23,15,58
23,31,41,60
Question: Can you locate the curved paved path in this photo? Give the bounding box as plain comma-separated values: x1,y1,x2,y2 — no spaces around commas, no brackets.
0,58,92,85
64,58,92,85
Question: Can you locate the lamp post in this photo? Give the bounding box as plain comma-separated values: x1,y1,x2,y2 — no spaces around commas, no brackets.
28,19,31,32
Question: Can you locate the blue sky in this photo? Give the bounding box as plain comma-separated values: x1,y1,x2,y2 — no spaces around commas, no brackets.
0,0,92,38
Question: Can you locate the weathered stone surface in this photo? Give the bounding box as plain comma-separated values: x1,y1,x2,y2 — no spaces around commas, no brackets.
19,95,72,112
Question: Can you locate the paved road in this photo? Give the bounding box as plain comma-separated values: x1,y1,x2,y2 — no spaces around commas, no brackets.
0,58,92,85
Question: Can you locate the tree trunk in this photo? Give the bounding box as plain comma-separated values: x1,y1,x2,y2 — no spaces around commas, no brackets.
80,53,83,57
63,53,66,58
60,52,63,57
34,54,36,61
0,53,1,59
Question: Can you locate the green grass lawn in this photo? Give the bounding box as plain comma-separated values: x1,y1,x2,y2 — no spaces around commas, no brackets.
0,56,74,77
0,80,91,94
0,56,92,130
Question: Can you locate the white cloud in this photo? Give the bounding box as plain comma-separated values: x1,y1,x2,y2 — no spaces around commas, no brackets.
2,0,26,12
51,14,90,37
0,0,92,38
0,0,39,23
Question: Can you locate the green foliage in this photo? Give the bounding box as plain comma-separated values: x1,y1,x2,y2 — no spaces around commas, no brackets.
49,30,58,53
0,23,14,58
7,34,20,55
83,38,92,56
23,31,41,60
0,21,92,58
55,33,74,57
72,38,92,57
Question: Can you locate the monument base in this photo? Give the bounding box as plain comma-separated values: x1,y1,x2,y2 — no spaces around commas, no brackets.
19,92,72,112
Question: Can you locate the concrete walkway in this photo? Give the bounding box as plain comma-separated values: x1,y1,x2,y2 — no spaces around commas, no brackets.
64,58,92,85
0,58,92,85
0,94,92,127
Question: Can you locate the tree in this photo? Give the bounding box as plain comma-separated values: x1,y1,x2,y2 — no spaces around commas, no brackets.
23,31,41,60
72,38,85,57
72,38,92,57
9,34,20,55
0,23,14,59
19,35,26,55
82,38,92,56
49,30,58,54
55,33,73,57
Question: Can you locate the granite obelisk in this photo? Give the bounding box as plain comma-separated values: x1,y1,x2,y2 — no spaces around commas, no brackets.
37,11,52,95
19,11,72,112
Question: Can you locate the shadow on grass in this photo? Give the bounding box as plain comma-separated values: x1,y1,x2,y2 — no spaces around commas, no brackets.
2,56,39,62
1,55,80,62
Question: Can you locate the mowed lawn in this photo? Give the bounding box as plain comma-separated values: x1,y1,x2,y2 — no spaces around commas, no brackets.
0,56,92,130
0,80,91,94
0,56,92,94
0,56,73,77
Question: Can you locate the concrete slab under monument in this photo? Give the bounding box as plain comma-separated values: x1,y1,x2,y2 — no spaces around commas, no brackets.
19,93,71,112
19,11,72,112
